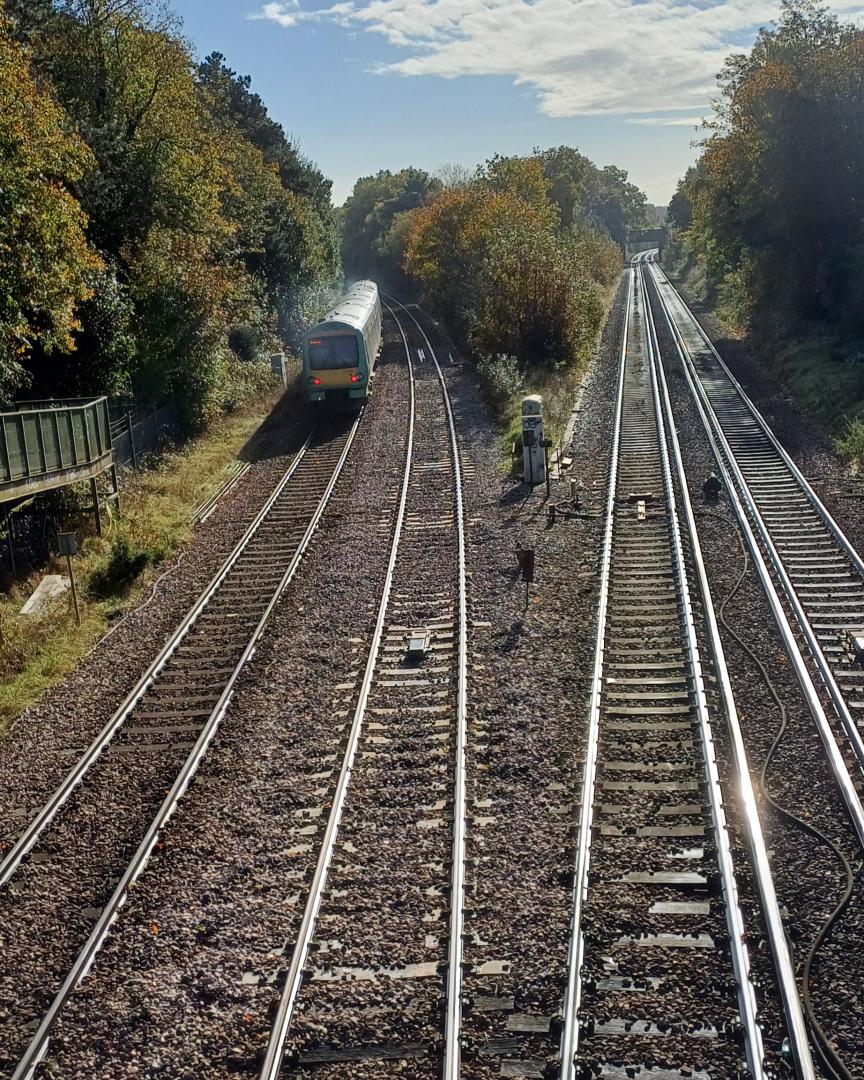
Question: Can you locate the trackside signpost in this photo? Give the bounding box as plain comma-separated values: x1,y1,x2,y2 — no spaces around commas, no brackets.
56,531,81,627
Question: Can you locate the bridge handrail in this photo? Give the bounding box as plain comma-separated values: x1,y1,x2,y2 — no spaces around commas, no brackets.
0,397,112,491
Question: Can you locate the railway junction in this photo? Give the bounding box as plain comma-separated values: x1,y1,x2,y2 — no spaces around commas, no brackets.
1,257,864,1080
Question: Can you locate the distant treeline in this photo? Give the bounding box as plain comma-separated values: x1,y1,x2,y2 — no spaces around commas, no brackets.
668,2,864,339
340,149,649,376
1,0,339,429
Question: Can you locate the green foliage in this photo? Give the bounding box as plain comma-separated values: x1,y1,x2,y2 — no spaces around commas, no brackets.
198,51,334,216
64,262,137,397
674,2,864,334
89,529,153,598
218,357,279,414
341,169,442,288
404,150,624,375
475,353,524,413
0,13,102,398
1,0,337,431
836,418,864,469
537,146,650,248
197,50,340,323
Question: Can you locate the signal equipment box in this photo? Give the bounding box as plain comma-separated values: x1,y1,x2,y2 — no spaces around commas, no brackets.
521,395,546,486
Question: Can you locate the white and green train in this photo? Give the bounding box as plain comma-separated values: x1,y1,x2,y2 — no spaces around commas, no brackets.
302,281,382,404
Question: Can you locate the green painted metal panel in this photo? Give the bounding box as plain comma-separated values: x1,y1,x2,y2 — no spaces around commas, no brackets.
0,398,112,502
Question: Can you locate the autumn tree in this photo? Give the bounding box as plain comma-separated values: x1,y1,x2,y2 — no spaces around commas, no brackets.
341,169,441,289
0,13,102,397
8,0,339,426
405,154,621,369
677,2,864,331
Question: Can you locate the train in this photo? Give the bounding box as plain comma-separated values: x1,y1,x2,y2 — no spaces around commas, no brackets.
302,281,382,404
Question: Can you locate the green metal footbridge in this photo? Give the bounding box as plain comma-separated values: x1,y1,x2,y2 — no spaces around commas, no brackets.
0,397,118,535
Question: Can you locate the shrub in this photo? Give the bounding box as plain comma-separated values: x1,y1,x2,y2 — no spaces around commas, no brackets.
476,353,524,414
835,417,864,472
89,531,152,598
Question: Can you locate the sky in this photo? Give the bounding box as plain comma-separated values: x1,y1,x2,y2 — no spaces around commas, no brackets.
171,0,864,207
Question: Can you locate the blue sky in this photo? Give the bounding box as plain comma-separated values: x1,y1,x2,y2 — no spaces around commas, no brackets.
172,0,862,207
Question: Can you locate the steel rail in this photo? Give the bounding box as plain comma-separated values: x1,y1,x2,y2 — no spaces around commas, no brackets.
640,254,815,1078
641,255,766,1078
645,255,864,851
559,268,632,1079
12,418,361,1080
648,258,864,774
0,428,315,888
385,297,470,1080
258,304,416,1080
650,259,864,582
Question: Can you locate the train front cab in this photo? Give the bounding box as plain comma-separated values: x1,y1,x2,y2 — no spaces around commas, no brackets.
305,327,369,403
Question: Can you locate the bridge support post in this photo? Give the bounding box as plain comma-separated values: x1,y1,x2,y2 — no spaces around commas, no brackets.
91,477,103,537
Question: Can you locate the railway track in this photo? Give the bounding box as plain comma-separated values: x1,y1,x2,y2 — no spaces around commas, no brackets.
644,255,864,849
0,417,363,1078
545,261,813,1080
260,300,469,1079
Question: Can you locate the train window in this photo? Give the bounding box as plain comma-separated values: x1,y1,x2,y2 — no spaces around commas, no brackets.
308,335,359,369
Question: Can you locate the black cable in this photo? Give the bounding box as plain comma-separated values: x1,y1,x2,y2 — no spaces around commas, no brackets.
697,506,856,1080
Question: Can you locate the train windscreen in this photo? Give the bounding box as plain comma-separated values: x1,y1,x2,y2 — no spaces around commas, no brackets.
308,334,359,370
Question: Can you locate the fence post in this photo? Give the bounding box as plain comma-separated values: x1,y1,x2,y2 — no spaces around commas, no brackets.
126,411,137,469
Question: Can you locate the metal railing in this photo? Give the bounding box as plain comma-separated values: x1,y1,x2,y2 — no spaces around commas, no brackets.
0,398,112,497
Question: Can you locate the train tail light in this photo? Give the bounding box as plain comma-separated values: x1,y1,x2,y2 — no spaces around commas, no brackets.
351,372,363,383
307,376,321,386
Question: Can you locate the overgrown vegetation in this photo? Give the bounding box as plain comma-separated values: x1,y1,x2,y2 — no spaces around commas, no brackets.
1,0,339,428
405,153,638,425
340,149,646,427
339,169,442,292
665,1,864,463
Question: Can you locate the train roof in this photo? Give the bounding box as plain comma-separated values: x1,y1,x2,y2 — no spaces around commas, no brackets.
313,281,379,333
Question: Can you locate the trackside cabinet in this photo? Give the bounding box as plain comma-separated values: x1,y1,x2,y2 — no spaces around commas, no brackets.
521,394,546,486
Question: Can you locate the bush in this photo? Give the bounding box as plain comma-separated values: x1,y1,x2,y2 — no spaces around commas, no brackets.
218,357,281,413
835,417,864,472
476,353,524,414
89,531,152,598
228,324,263,363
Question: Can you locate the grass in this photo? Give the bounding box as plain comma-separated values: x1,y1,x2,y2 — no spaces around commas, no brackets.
0,383,285,737
774,336,864,435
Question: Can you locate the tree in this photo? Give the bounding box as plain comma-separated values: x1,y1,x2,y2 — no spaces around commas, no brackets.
197,52,333,214
679,2,864,330
341,169,441,288
15,0,339,424
537,146,649,248
197,52,340,330
0,14,102,397
404,152,621,370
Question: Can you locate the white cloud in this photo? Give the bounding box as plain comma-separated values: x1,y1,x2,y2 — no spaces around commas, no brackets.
252,1,300,27
252,0,864,116
628,115,708,126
